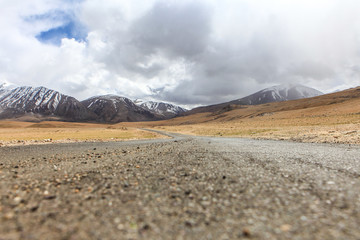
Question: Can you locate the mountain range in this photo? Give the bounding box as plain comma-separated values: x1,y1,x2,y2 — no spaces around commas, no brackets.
0,84,187,122
0,83,323,122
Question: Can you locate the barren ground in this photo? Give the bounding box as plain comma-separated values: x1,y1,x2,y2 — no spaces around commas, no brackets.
1,131,360,239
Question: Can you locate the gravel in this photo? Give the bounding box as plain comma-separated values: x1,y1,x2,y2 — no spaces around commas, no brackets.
0,132,360,239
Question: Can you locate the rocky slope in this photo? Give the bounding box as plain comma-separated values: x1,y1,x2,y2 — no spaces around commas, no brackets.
0,86,96,121
81,95,160,123
0,84,186,122
139,101,187,119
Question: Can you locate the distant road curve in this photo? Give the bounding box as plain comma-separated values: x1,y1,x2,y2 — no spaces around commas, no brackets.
0,131,359,239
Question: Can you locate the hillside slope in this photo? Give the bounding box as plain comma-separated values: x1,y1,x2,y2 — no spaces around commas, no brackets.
81,95,160,123
0,86,96,121
139,101,187,118
186,84,323,115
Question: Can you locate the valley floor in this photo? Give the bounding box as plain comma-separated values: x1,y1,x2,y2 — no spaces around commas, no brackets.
0,121,165,147
151,121,360,145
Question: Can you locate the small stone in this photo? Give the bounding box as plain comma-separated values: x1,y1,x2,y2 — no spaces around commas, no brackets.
44,195,56,200
29,205,39,212
13,196,22,205
4,212,14,220
117,224,125,230
141,224,151,231
184,220,194,227
242,227,251,237
280,224,292,232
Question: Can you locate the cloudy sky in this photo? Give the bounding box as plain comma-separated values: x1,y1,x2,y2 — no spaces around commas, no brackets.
1,0,360,107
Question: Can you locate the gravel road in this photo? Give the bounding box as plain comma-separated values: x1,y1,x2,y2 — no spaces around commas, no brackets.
1,131,360,240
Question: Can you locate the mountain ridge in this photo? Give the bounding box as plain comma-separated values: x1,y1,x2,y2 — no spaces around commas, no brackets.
0,84,187,122
138,101,187,119
81,95,160,123
230,83,323,105
0,86,97,121
185,83,324,115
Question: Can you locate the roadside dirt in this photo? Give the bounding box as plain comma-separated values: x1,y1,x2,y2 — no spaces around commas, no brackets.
1,134,360,239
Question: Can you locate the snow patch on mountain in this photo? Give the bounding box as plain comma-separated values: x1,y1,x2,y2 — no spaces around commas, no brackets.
0,85,96,121
139,101,187,116
260,83,322,99
84,95,134,111
81,95,160,122
0,82,16,91
234,83,323,105
0,86,64,111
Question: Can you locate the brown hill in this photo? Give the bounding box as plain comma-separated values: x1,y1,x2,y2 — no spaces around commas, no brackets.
119,86,360,144
184,83,323,116
124,86,360,126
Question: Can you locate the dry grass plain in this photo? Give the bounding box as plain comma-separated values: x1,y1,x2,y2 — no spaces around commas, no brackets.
120,87,360,144
0,121,165,147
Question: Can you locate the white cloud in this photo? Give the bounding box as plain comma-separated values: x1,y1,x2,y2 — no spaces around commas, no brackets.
1,0,360,107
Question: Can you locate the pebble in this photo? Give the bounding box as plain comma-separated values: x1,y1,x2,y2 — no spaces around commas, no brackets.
13,196,22,205
280,224,292,232
4,212,15,220
242,227,251,237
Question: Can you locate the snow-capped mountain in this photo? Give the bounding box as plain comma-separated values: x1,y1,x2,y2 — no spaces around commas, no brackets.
0,82,17,93
138,101,187,118
0,86,96,121
0,83,13,97
81,95,160,123
0,83,187,122
185,83,324,115
232,83,323,105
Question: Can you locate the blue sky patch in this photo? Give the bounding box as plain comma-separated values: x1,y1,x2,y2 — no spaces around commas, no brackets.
27,10,88,45
36,20,87,45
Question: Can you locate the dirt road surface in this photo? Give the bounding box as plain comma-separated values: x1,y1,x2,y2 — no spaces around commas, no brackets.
1,131,360,239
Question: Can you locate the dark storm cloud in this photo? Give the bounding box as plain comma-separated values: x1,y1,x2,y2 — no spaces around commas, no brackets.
149,3,360,106
102,1,212,79
130,1,212,58
153,16,296,105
